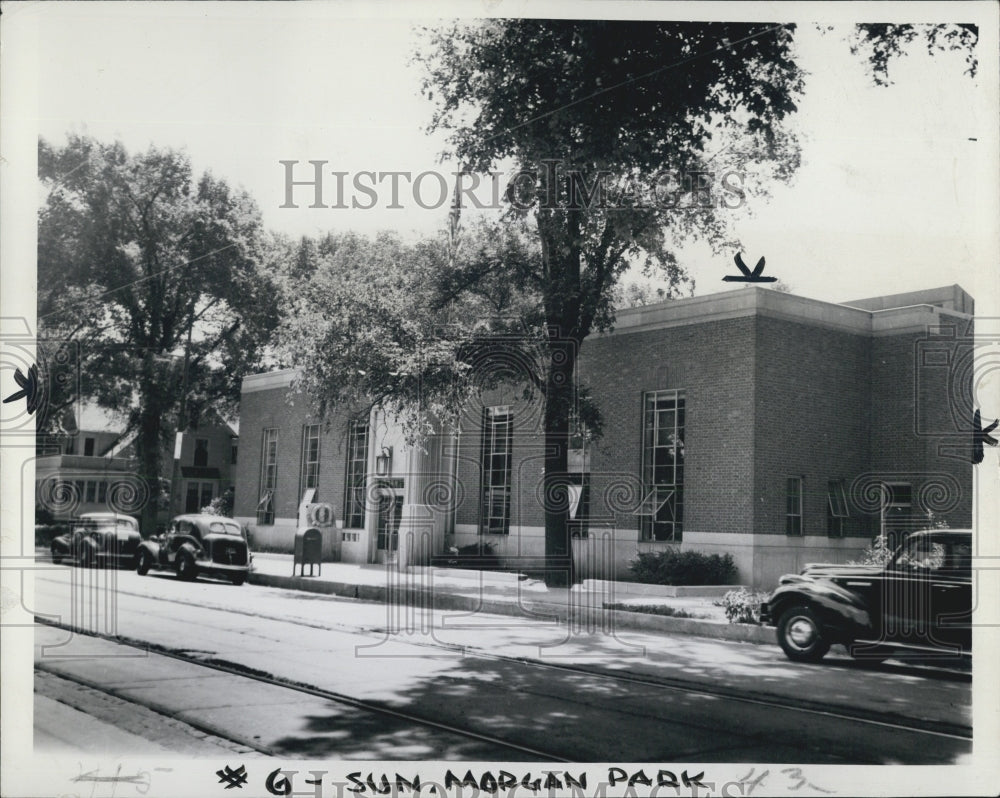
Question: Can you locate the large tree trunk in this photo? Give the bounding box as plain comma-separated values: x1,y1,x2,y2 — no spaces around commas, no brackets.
542,332,577,587
137,405,162,538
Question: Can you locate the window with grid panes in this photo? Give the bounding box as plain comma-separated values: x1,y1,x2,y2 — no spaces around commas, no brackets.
640,390,685,541
827,480,848,537
343,420,369,529
480,406,513,535
786,477,803,536
300,424,320,496
257,428,278,525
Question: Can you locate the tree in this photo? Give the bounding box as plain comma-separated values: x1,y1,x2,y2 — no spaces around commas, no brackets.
282,21,976,586
414,20,810,584
413,19,976,586
38,135,279,533
277,223,551,443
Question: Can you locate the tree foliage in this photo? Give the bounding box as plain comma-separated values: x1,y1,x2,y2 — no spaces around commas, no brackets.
285,19,978,585
38,135,279,527
850,23,978,86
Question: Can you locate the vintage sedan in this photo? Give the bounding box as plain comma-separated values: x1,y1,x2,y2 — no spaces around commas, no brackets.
136,514,251,585
760,529,972,663
50,512,142,568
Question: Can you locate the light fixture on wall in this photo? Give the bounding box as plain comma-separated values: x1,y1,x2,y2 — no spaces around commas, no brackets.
375,446,393,476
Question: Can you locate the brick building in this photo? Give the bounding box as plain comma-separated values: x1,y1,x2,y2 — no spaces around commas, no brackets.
234,285,974,588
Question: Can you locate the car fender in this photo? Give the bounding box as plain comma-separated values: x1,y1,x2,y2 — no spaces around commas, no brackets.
138,540,161,563
768,580,873,640
177,541,203,562
51,535,71,555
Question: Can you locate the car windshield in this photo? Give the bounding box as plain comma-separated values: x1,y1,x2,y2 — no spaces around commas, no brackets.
894,538,946,571
115,518,138,531
208,521,242,536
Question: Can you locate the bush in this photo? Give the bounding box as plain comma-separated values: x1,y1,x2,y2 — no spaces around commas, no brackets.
432,541,502,570
847,535,894,567
603,602,704,619
202,487,234,518
721,588,770,625
627,547,737,586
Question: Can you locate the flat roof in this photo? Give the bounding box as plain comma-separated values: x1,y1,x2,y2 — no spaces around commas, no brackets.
605,285,972,338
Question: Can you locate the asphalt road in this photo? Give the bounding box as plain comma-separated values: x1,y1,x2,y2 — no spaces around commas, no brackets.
31,564,973,764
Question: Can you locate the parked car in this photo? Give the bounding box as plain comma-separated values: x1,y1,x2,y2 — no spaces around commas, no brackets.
760,529,972,663
136,514,251,585
50,513,142,568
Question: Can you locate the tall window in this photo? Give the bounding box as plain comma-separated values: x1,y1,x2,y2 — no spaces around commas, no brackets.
640,390,685,542
300,424,320,496
257,428,278,525
786,477,803,536
827,480,848,537
881,482,913,540
480,406,513,535
84,437,95,456
194,438,209,467
343,420,369,529
566,473,590,538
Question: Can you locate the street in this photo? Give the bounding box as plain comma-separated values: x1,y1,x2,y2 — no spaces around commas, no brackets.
31,563,972,764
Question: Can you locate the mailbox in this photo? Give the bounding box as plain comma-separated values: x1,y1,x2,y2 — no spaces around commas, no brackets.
293,527,324,577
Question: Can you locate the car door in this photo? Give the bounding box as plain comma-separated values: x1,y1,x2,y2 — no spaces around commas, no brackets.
928,536,972,654
881,536,939,647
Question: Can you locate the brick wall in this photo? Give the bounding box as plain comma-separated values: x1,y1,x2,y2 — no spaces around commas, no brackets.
752,316,871,539
578,315,757,539
869,317,973,529
233,386,353,526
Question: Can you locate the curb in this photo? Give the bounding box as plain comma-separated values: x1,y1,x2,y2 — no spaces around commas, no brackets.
248,571,774,645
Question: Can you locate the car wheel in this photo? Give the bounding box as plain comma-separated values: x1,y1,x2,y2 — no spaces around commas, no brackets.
136,550,151,576
176,552,197,582
777,605,830,663
51,547,63,565
230,572,246,586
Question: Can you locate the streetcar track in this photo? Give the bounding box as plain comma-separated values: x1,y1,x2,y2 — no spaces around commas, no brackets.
35,617,568,762
33,572,972,743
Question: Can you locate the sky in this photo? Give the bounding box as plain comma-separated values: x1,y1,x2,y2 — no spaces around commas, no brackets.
4,1,997,308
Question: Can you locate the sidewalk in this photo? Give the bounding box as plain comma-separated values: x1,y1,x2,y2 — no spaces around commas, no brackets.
248,552,772,645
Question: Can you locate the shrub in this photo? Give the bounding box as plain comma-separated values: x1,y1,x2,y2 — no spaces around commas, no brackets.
721,588,770,625
202,487,235,518
627,547,737,586
847,535,894,567
433,540,502,570
603,602,704,619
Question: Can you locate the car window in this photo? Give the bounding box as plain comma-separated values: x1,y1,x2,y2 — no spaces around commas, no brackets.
116,518,138,531
896,539,946,572
208,521,242,536
946,541,972,578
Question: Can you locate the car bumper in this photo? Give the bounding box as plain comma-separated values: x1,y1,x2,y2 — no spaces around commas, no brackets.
759,601,773,626
195,561,250,574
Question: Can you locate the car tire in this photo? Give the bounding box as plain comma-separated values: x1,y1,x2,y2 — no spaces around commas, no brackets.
136,550,151,576
176,552,197,582
51,547,63,565
777,604,830,663
230,572,246,586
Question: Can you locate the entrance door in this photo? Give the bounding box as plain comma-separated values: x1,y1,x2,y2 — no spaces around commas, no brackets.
376,495,402,561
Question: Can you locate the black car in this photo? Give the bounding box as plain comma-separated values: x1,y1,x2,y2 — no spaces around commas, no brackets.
136,514,252,585
50,513,142,568
760,529,972,663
